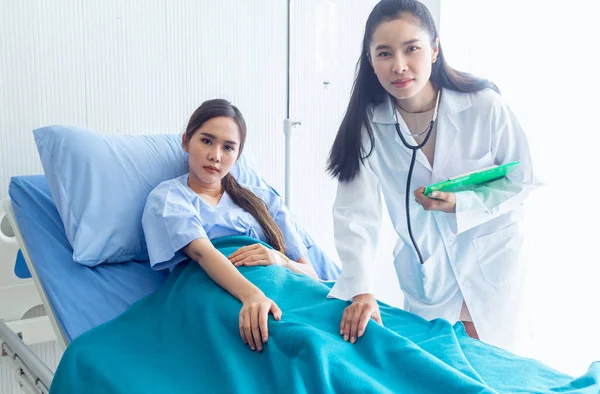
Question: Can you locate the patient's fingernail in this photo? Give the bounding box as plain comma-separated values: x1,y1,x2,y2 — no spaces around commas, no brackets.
343,335,348,341
350,337,356,344
431,192,438,198
263,337,267,342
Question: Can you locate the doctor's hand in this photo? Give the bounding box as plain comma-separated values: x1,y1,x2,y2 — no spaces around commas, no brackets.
414,186,456,213
229,244,284,267
239,291,282,352
340,293,383,344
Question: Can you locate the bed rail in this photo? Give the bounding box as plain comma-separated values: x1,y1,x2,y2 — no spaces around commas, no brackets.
0,319,53,394
2,198,68,350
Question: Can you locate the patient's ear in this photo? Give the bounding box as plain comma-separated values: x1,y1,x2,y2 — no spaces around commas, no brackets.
182,134,189,153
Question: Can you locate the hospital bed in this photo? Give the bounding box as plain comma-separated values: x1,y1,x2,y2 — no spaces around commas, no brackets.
4,180,600,393
8,170,598,393
0,173,340,393
1,124,597,392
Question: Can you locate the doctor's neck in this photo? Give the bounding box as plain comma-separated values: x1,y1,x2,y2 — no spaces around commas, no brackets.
395,82,438,114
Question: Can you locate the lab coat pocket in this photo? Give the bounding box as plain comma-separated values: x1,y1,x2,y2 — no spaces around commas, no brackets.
472,224,523,289
393,241,446,304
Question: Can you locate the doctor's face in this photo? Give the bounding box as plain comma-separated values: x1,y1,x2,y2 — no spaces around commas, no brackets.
369,15,438,102
183,116,241,187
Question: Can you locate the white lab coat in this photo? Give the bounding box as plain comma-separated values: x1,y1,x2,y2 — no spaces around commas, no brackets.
328,88,537,351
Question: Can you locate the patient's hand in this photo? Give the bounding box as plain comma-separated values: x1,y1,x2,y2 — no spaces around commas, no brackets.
229,244,284,267
239,291,282,352
340,293,383,344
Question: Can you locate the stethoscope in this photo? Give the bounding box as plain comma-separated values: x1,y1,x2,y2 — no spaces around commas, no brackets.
391,90,441,265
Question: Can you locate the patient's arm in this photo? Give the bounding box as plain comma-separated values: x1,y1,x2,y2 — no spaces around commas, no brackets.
228,243,318,280
184,239,259,301
184,238,281,352
280,254,318,280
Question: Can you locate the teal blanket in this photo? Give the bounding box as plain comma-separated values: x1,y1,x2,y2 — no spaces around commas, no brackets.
50,236,599,393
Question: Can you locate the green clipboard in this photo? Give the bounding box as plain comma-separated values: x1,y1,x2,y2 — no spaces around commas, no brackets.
424,161,520,196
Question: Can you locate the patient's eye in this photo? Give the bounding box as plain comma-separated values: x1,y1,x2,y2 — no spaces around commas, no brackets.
224,145,235,152
407,46,419,53
201,138,212,145
377,51,391,57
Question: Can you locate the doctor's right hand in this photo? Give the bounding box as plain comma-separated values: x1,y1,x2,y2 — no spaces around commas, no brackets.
239,291,282,352
340,293,383,344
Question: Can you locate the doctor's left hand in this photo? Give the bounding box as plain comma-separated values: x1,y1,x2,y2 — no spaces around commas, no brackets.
414,186,456,213
229,244,284,267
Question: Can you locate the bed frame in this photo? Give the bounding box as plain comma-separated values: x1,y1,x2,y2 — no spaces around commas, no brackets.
0,198,61,393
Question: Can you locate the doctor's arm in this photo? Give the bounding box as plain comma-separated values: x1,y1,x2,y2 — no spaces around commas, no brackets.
184,238,281,352
328,159,384,343
451,100,537,234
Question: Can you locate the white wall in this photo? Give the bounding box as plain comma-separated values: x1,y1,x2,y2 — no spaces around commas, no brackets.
0,0,288,199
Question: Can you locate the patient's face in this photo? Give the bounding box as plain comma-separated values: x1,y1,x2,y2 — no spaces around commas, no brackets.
184,116,241,187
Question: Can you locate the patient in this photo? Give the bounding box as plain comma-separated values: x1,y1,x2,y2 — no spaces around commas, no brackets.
142,99,317,352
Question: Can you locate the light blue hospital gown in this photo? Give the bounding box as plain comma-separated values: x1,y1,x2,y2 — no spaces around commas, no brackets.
142,173,308,271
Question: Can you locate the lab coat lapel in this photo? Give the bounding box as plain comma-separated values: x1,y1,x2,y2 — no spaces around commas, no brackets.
431,89,472,180
372,96,432,171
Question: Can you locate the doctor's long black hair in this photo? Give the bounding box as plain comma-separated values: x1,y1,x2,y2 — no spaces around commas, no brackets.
183,99,286,253
327,0,500,182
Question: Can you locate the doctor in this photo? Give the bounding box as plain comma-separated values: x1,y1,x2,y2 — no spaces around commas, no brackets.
326,0,536,351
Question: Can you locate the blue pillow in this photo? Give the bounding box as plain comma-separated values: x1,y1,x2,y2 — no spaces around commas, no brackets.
34,126,189,265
